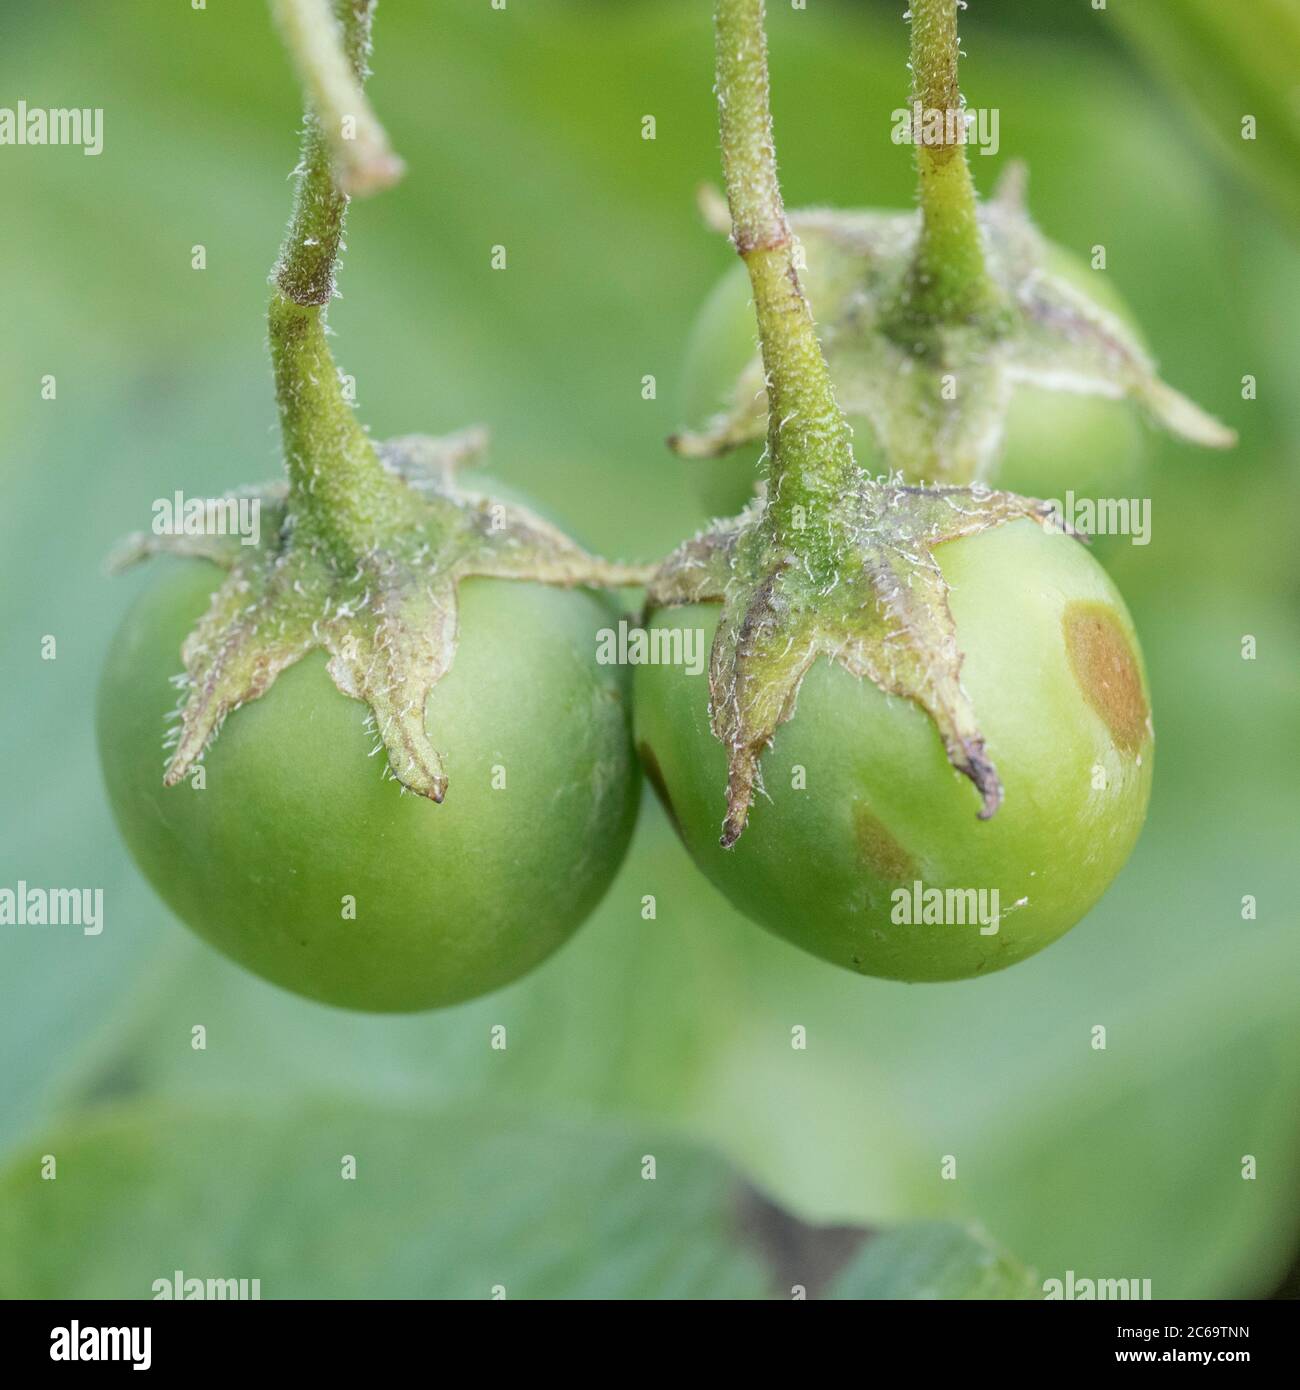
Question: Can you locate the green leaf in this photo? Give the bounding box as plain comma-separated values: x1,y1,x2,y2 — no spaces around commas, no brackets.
828,1223,1039,1301
0,1102,762,1299
0,1099,1032,1300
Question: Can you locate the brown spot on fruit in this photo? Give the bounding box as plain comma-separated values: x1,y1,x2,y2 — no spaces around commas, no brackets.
1064,602,1149,754
853,804,916,882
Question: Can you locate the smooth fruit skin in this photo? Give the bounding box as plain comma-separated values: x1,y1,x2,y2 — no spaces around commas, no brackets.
679,243,1147,518
99,563,640,1012
635,521,1152,982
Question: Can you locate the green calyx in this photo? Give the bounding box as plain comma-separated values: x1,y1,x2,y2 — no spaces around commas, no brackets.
646,479,1067,847
111,0,647,801
674,169,1236,486
113,432,645,802
651,0,1098,847
674,0,1235,486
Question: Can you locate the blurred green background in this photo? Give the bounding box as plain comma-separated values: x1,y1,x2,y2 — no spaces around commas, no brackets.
1,0,1298,1298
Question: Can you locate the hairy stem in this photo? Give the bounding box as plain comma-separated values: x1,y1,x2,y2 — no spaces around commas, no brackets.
271,0,404,199
269,0,406,552
714,0,861,532
902,0,1000,323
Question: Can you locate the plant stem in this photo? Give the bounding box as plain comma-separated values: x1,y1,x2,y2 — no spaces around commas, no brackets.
714,0,859,531
269,0,406,552
903,0,1000,323
271,0,404,198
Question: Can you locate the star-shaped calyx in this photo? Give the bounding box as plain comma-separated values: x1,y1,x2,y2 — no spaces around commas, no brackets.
109,0,650,804
113,428,648,801
672,166,1235,481
647,472,1070,846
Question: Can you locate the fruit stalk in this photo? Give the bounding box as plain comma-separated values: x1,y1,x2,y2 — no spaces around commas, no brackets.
902,0,1001,323
269,0,408,555
270,0,404,199
713,0,860,533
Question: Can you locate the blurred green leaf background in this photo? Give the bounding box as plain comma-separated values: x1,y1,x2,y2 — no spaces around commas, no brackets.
1,0,1298,1299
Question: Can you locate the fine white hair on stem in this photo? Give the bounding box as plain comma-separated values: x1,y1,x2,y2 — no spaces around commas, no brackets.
271,0,404,197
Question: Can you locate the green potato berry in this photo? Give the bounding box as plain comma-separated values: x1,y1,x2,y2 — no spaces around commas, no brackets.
679,240,1148,519
634,519,1152,982
99,560,640,1012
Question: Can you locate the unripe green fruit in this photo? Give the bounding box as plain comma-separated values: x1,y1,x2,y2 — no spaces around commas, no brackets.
635,520,1152,982
99,561,640,1012
680,238,1148,519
